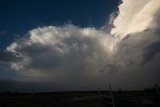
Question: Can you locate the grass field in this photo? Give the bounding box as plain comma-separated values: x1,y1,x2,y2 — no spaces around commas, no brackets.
0,90,160,107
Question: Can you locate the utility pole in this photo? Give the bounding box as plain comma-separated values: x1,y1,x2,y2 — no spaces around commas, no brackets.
154,83,160,97
109,84,115,107
28,89,34,107
98,87,101,96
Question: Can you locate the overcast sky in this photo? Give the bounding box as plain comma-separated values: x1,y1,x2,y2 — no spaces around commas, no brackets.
0,0,160,92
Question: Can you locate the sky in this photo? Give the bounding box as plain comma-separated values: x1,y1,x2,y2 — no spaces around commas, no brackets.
0,0,160,92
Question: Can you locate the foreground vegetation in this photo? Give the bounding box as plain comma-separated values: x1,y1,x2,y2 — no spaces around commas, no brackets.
0,90,160,107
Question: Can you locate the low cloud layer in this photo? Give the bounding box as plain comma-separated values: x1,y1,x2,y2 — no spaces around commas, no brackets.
0,0,160,91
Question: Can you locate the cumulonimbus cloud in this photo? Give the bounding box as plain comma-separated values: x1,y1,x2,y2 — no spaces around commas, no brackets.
111,0,160,37
2,0,160,90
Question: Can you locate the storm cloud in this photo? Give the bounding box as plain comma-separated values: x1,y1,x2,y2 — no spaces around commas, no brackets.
1,0,160,91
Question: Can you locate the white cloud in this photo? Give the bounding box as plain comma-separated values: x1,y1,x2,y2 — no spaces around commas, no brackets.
111,0,160,38
7,25,114,79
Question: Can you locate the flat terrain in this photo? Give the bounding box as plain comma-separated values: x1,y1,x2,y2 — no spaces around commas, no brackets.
0,91,160,107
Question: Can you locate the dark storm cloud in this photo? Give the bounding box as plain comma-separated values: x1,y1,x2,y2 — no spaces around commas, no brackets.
0,51,22,62
143,41,160,64
0,61,10,71
0,79,61,92
141,10,160,64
